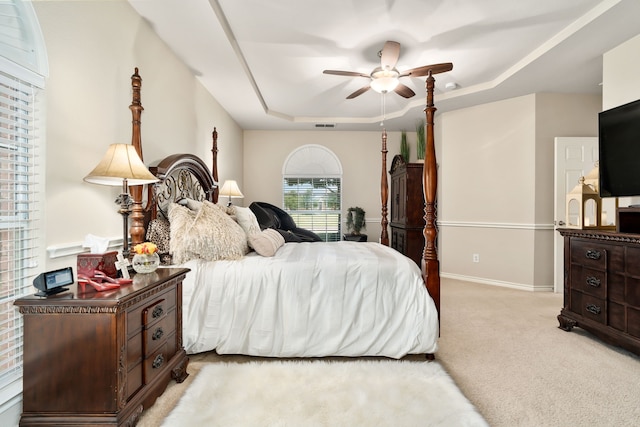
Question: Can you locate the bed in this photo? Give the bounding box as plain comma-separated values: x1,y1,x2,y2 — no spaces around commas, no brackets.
126,67,444,359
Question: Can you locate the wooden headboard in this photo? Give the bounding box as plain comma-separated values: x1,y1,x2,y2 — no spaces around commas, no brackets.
147,153,217,221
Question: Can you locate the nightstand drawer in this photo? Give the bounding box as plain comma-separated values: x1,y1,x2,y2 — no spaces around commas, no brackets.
127,288,177,336
144,310,176,356
143,290,176,327
144,337,177,384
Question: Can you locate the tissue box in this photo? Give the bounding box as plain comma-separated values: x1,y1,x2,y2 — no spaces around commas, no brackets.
77,251,119,278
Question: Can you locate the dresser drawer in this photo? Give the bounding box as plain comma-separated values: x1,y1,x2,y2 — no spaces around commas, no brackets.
580,294,606,324
570,266,605,299
571,240,607,269
391,227,406,253
628,307,640,339
144,310,176,356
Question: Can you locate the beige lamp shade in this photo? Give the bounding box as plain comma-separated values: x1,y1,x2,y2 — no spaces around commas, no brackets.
84,143,158,186
219,180,244,198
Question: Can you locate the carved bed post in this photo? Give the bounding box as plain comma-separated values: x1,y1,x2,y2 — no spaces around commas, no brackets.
211,127,219,204
422,70,440,316
380,128,389,246
129,67,146,256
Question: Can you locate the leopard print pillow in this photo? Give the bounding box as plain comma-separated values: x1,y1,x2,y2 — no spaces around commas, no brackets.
146,218,173,265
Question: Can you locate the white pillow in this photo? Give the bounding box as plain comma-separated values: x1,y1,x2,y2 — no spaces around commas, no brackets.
248,229,285,257
231,206,261,245
168,200,249,264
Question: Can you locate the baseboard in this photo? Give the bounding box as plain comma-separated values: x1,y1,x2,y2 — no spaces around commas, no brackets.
441,272,554,292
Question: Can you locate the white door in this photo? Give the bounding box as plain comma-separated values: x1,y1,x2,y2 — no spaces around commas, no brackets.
553,137,598,293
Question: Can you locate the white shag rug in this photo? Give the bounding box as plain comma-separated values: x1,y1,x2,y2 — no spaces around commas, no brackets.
161,360,488,427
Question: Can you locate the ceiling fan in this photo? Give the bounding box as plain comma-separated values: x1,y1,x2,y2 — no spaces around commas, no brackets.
323,41,453,99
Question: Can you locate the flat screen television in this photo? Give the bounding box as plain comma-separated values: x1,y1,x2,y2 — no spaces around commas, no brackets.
598,98,640,198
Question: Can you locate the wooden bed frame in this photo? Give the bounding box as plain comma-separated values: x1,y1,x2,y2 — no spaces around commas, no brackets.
126,67,442,316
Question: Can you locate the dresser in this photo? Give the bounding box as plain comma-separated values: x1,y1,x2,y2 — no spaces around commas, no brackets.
389,155,425,266
15,267,190,426
557,229,640,356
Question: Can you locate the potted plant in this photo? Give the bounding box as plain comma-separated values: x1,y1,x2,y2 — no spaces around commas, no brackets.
344,206,367,242
416,119,425,162
400,131,409,163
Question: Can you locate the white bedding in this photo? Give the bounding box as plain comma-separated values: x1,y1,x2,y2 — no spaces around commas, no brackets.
179,241,439,358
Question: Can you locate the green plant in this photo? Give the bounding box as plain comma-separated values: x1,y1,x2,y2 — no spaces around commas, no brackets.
400,131,409,162
346,207,366,235
416,119,426,160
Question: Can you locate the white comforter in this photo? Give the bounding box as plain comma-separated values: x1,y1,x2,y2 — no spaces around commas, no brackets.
179,241,439,358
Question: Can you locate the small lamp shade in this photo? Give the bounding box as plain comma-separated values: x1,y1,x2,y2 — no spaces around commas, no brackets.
84,143,158,186
219,180,244,205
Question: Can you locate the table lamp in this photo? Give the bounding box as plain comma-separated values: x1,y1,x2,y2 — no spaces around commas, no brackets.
219,180,244,206
84,143,159,257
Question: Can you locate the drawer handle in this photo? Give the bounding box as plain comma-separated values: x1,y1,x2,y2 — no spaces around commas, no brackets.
585,250,601,260
586,276,601,288
586,304,601,315
152,354,164,369
152,305,164,319
152,327,164,341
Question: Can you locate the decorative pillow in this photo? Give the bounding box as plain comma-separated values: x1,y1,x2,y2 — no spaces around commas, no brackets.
230,206,261,244
168,200,249,264
248,228,285,257
146,217,173,265
185,198,203,211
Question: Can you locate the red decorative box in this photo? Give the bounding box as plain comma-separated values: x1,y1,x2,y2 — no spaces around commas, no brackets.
77,251,119,278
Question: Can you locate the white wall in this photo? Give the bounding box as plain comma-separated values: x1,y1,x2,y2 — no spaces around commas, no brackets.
438,93,601,291
33,1,243,272
243,130,413,241
602,33,640,109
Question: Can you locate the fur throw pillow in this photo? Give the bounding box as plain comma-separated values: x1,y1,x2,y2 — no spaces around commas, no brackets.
168,200,249,264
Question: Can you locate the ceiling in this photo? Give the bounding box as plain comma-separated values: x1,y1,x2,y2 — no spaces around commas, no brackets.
128,0,640,132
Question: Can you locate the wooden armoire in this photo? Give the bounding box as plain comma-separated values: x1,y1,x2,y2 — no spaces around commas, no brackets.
389,155,425,266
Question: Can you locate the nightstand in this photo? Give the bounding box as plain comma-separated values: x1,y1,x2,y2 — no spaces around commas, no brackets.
14,267,190,426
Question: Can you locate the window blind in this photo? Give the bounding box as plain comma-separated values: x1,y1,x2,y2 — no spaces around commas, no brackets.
0,69,41,402
283,177,341,242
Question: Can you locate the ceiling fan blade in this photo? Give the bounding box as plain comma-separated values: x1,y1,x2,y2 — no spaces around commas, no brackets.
394,83,415,98
323,70,370,78
346,85,372,99
380,41,400,70
400,62,453,77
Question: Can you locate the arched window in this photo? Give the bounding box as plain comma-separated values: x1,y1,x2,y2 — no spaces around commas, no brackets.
0,0,47,412
282,145,342,242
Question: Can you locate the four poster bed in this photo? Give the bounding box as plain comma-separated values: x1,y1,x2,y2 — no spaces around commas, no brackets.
127,67,444,359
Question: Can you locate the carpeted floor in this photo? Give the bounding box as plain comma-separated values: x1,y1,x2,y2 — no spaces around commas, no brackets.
138,278,640,426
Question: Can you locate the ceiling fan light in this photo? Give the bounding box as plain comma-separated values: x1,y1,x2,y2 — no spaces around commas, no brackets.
370,74,399,93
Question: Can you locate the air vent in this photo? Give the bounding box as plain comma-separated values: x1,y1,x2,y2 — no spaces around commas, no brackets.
314,123,336,128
